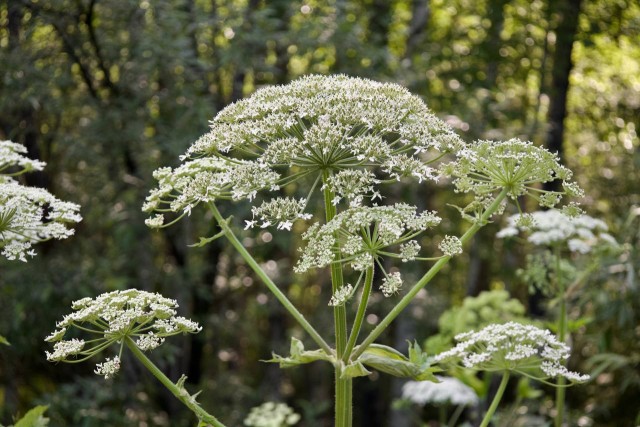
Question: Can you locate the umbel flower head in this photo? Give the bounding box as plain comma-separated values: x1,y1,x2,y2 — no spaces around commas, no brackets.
497,209,617,254
402,376,479,406
244,402,301,427
46,289,202,379
442,138,584,220
434,322,589,384
0,141,81,262
295,203,441,274
144,75,463,230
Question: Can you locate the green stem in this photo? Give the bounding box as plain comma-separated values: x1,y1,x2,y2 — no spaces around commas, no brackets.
322,170,351,427
343,266,374,362
208,203,332,355
480,372,510,427
353,189,509,359
554,245,567,427
124,337,225,427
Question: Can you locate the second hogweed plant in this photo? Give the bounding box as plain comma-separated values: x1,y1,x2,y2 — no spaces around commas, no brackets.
42,75,591,426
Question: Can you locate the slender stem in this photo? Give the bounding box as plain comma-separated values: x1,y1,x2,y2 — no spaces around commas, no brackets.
124,337,225,427
448,404,465,427
554,245,567,427
480,372,510,427
322,169,352,427
343,266,374,362
208,203,332,355
353,189,509,359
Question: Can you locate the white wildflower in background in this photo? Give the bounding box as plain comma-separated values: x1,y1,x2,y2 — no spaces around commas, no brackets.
144,75,463,230
441,139,584,219
244,402,301,427
295,204,441,274
434,322,590,383
497,209,616,254
402,376,479,406
45,289,202,379
0,141,82,261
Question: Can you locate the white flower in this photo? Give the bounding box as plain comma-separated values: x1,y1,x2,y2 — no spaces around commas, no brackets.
498,210,616,253
438,235,462,256
0,140,46,175
144,75,462,230
402,376,479,406
434,322,589,383
329,284,354,306
244,402,300,427
94,356,121,379
380,272,403,297
46,289,202,379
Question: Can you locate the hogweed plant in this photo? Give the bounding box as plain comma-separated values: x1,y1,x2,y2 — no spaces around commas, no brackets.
498,209,618,427
35,75,590,426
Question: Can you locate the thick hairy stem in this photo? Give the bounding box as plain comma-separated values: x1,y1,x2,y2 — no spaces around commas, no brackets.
322,170,352,427
353,189,509,359
208,203,332,355
480,372,510,427
124,337,225,427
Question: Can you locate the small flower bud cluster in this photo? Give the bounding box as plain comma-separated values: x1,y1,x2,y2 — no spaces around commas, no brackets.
46,289,202,379
243,402,301,427
144,75,462,230
247,197,312,230
295,204,441,273
328,284,354,307
434,322,590,383
497,209,616,254
0,141,82,261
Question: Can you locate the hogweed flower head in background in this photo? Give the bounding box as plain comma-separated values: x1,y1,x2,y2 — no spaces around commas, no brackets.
143,75,463,230
434,322,589,384
45,289,201,378
497,209,617,254
0,141,81,262
244,402,301,427
402,376,479,406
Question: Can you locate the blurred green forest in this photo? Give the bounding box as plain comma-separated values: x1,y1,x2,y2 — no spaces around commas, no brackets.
1,0,638,426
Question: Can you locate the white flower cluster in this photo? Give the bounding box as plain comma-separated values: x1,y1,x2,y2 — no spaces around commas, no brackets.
438,235,463,256
0,141,81,261
247,197,312,230
94,356,121,379
380,272,403,297
243,402,301,427
295,203,441,273
329,284,355,306
442,139,583,216
434,322,590,383
0,140,46,175
497,210,616,254
46,289,202,379
144,75,462,230
402,376,479,406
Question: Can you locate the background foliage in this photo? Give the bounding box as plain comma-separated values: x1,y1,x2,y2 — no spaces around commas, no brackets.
1,0,638,425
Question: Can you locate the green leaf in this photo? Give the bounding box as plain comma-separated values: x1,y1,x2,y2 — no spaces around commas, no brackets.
14,406,49,427
340,360,371,379
357,342,442,381
0,335,9,346
264,337,334,368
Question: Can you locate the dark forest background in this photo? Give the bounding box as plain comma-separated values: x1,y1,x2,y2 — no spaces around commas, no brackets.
1,0,639,426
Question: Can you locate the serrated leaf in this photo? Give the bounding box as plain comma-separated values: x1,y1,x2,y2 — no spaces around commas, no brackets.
0,334,9,346
264,337,334,368
14,406,49,427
